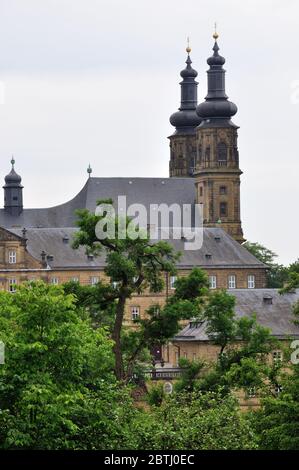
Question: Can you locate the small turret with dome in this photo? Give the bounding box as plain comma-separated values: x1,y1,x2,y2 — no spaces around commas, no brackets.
3,157,23,216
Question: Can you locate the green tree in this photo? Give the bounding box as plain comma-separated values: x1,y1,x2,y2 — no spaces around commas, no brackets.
72,200,180,380
199,290,278,396
250,365,299,450
0,282,136,449
243,241,288,288
133,390,257,450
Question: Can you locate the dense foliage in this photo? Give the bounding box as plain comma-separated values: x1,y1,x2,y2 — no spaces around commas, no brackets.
0,251,298,449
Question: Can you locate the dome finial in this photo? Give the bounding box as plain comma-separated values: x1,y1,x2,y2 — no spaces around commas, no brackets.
186,36,191,54
11,155,15,169
87,163,92,178
213,22,219,41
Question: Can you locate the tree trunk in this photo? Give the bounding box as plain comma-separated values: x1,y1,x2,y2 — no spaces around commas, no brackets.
112,292,127,381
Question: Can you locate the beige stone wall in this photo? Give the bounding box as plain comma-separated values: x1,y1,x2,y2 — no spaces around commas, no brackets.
195,126,244,243
169,134,197,177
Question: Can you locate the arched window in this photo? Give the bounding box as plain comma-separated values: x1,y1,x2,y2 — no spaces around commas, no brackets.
217,142,227,165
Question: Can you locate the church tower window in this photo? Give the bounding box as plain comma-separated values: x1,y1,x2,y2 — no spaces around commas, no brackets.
217,142,227,166
220,202,228,217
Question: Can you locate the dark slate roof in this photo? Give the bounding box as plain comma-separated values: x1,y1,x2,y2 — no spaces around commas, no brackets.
10,226,265,270
174,289,299,341
0,177,196,228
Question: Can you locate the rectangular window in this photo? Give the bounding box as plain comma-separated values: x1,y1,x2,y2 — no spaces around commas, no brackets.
219,186,227,195
8,250,17,264
209,275,217,289
90,276,99,286
272,351,283,363
228,275,236,289
247,387,256,398
71,277,79,283
220,202,228,217
131,306,140,321
247,275,255,289
170,276,177,289
183,352,187,359
8,279,17,293
51,277,59,285
199,186,203,197
192,353,197,362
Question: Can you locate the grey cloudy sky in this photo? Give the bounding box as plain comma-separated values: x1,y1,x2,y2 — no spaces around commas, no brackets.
0,0,298,265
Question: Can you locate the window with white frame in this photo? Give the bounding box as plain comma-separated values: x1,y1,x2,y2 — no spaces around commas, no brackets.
247,387,256,398
209,275,217,289
112,281,118,289
192,353,197,362
228,275,236,289
90,276,99,286
51,277,59,285
131,306,140,321
170,276,177,289
247,275,255,289
8,279,17,293
272,350,283,363
71,277,79,283
8,250,17,264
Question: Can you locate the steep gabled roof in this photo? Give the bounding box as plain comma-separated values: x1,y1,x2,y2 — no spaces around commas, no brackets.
9,227,265,270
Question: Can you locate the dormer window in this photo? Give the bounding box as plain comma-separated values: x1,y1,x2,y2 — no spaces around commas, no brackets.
8,250,17,264
263,295,273,305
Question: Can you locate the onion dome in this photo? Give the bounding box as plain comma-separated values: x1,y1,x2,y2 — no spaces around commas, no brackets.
4,157,22,185
196,31,238,127
169,43,202,134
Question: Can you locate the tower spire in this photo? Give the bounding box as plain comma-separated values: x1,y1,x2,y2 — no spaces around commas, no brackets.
168,42,201,177
169,42,201,134
196,32,237,128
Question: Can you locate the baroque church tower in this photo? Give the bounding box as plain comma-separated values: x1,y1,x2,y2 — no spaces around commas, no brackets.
168,34,244,243
195,32,244,242
168,44,202,177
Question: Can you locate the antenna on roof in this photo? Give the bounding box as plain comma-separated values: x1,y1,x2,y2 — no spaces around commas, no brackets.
87,163,92,178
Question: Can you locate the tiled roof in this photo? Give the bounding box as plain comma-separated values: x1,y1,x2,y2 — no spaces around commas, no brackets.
174,289,299,340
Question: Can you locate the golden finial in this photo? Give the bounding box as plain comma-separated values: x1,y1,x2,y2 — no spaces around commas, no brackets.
186,36,191,54
213,22,219,40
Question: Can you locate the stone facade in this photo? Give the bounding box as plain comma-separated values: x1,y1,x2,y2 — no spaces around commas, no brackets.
169,134,197,177
194,126,244,243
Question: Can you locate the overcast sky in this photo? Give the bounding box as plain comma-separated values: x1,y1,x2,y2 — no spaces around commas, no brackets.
0,0,298,265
